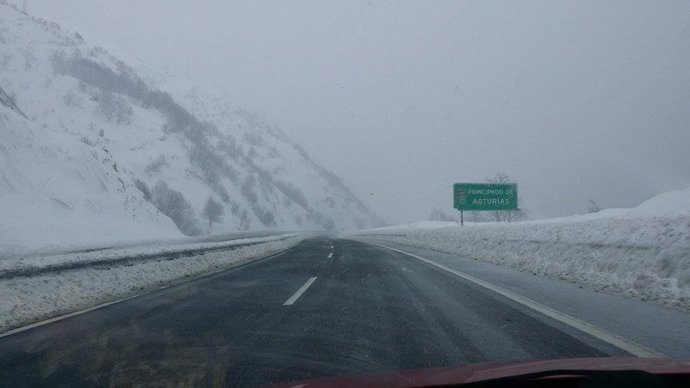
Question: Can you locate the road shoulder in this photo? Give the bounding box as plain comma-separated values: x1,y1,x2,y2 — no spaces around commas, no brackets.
353,237,690,358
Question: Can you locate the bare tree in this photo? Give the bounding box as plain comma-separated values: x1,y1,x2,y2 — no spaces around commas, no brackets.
203,196,225,227
587,199,600,213
96,91,132,125
467,211,491,223
486,172,525,222
151,181,202,236
429,209,457,222
23,47,36,70
63,91,80,107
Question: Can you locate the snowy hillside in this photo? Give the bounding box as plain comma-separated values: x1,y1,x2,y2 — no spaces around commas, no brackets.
0,2,382,255
0,94,182,256
352,188,690,311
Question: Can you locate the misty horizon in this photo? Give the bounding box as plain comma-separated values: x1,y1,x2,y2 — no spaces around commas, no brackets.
14,0,690,224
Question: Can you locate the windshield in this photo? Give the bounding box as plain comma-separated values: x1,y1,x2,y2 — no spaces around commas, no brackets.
1,1,689,387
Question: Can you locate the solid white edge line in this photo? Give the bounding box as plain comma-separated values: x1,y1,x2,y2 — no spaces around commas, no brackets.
283,277,318,306
0,250,290,339
0,293,155,339
363,241,666,358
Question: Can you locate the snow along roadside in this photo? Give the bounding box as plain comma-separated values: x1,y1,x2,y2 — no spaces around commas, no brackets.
0,234,309,334
350,215,690,312
0,234,302,277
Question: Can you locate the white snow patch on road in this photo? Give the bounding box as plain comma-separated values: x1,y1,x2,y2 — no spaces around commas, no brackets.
350,188,690,311
0,234,307,334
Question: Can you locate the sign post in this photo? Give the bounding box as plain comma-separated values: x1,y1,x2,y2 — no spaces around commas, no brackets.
453,183,518,225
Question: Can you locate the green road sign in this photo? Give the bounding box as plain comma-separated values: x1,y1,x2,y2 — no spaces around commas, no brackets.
454,183,518,211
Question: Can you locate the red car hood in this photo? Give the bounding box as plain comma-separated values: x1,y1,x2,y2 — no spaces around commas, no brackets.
273,358,690,388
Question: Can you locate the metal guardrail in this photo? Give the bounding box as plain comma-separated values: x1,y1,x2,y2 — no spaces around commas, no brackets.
0,236,294,280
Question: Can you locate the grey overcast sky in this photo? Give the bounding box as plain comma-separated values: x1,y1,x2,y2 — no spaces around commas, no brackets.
28,0,690,223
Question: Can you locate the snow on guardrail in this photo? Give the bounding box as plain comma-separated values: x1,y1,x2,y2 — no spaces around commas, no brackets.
0,233,309,334
0,234,300,279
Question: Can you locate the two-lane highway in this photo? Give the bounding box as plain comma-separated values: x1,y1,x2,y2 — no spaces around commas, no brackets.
0,238,633,386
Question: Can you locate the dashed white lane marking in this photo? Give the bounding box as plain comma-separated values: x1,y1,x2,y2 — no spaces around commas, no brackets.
364,241,666,358
327,253,333,259
283,277,318,306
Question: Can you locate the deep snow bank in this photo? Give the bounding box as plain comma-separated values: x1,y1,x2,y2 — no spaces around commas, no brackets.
352,188,690,311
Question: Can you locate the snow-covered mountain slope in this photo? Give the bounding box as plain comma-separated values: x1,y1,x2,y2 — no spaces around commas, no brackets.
0,2,383,255
0,87,182,256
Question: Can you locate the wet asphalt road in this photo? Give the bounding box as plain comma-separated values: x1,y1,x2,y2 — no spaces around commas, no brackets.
0,238,628,387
